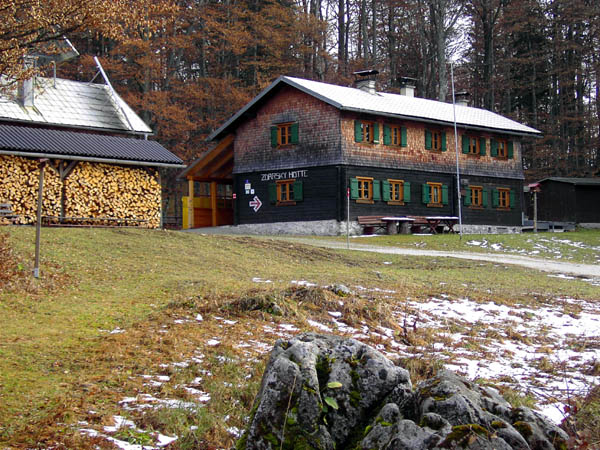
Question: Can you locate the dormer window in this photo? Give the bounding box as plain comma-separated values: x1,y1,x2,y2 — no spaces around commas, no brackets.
425,129,447,152
270,122,299,148
490,138,514,159
462,136,486,156
354,120,379,144
383,124,407,147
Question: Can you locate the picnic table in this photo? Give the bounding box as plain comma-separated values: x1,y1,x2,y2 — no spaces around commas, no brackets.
380,216,415,234
424,216,459,234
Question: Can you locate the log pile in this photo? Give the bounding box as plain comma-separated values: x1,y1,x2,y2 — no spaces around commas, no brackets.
0,156,161,228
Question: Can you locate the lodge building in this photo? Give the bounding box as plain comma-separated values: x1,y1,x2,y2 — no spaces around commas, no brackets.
182,74,540,234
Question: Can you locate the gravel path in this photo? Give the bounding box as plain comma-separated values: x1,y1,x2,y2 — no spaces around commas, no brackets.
287,238,600,278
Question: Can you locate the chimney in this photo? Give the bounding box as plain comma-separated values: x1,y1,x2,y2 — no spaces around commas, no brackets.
353,69,379,95
19,56,36,107
455,91,470,107
398,77,417,97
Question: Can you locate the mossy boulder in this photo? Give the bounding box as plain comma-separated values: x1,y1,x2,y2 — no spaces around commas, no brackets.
235,334,568,450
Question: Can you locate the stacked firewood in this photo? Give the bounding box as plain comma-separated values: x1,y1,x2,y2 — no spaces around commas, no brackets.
0,156,61,224
0,156,161,228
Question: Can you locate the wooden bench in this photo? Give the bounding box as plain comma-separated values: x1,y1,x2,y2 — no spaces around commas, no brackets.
357,215,387,234
0,203,17,224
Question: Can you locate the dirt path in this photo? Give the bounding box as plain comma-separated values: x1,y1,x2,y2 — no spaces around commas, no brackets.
286,238,600,278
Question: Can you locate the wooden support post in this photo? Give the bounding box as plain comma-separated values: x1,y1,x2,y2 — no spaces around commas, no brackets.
34,159,48,278
157,170,163,229
188,178,194,229
211,181,217,227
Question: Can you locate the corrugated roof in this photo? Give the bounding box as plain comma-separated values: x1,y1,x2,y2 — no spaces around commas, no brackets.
540,177,600,186
209,76,541,140
0,124,183,167
0,77,152,134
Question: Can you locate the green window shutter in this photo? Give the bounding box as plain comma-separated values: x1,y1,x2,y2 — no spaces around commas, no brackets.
492,189,499,208
383,124,391,145
354,120,363,142
422,184,430,204
373,123,380,143
442,184,449,205
482,188,488,208
479,138,486,156
382,180,390,201
510,189,516,209
268,183,277,204
270,126,278,148
401,127,407,147
373,180,381,201
464,188,471,206
404,182,411,202
293,180,303,201
507,141,514,159
462,136,470,154
441,132,447,151
350,178,359,199
425,130,432,150
290,123,299,144
490,139,498,157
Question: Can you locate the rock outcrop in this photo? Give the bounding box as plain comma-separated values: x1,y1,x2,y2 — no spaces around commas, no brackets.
236,333,568,450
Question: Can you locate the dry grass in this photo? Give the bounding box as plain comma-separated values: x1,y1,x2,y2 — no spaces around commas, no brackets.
1,226,599,448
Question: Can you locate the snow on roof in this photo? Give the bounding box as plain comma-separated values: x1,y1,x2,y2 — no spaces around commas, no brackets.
0,77,152,135
209,75,541,140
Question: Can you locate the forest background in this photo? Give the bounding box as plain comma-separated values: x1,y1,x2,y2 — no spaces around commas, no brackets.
2,0,599,182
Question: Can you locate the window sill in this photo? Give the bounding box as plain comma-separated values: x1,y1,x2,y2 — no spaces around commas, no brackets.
468,205,484,209
467,153,481,158
388,201,405,206
356,199,374,204
427,203,443,208
277,201,297,207
496,207,510,211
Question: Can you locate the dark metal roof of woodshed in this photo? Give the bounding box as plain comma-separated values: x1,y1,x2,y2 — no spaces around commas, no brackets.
0,124,184,168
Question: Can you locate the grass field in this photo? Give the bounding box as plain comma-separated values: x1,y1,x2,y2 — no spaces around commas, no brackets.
0,226,599,448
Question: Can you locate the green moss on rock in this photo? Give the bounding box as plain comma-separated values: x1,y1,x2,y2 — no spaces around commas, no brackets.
439,424,490,447
490,420,507,429
512,421,533,439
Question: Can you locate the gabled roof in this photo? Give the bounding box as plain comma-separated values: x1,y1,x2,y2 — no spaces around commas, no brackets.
208,76,541,141
0,77,152,135
540,177,600,186
0,124,183,168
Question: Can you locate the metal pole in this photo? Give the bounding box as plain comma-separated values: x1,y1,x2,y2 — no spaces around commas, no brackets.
346,186,350,250
34,159,48,278
450,62,463,239
533,191,538,233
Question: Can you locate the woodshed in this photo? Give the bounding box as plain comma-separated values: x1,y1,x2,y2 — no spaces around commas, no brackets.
0,73,183,228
